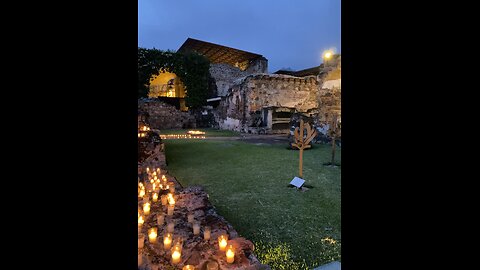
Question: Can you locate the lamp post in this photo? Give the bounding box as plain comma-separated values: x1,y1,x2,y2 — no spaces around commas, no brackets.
322,50,333,69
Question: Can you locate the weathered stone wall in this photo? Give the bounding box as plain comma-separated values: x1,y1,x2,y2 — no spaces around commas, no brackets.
209,58,268,97
217,74,319,132
317,57,341,124
138,98,196,130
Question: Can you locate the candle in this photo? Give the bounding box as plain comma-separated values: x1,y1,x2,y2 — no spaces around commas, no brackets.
152,192,158,202
161,195,168,205
187,212,194,223
167,220,175,233
204,226,211,240
193,221,200,235
167,204,175,216
143,194,150,203
169,182,175,193
138,252,142,267
206,261,218,270
171,245,182,264
139,189,145,198
182,265,195,270
138,215,144,232
167,193,175,205
146,167,150,173
138,233,145,249
163,233,172,250
226,245,235,264
148,227,157,243
218,235,228,251
143,202,150,215
157,213,164,225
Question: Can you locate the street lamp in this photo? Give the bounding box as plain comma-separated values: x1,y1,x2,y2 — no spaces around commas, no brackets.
323,50,334,67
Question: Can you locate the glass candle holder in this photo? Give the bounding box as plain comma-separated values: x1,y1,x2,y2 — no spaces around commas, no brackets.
163,233,172,250
157,213,165,226
204,226,211,240
152,192,158,202
167,219,175,233
226,244,235,264
187,212,194,223
171,245,182,264
218,234,228,251
182,265,195,270
206,261,218,270
138,233,145,249
148,227,157,244
167,204,175,216
193,221,200,235
143,202,150,215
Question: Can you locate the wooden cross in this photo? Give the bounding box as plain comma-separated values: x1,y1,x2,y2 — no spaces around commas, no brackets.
291,119,317,178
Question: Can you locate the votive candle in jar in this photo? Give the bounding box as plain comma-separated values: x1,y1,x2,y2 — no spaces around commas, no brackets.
218,234,228,251
187,212,194,223
152,192,158,202
168,182,175,193
171,245,182,264
167,204,175,216
182,265,195,270
193,221,200,235
148,227,157,244
226,245,235,264
143,202,150,215
138,233,145,249
157,213,164,226
204,226,211,240
163,233,172,250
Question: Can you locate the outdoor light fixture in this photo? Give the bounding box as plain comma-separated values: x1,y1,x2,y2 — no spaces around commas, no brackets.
323,49,334,67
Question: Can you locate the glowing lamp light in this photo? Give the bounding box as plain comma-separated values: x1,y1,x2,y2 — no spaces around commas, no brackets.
163,233,172,250
148,227,157,243
171,245,182,264
183,265,195,270
143,202,150,215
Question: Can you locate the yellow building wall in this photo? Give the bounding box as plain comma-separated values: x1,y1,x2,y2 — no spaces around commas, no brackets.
148,72,186,98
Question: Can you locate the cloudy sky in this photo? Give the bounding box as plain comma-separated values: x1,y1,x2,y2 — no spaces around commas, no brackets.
138,0,340,73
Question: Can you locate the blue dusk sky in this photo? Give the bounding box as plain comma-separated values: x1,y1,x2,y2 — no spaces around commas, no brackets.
138,0,341,73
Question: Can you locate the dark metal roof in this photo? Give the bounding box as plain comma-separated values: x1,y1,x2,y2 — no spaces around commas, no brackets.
273,65,323,77
177,38,264,66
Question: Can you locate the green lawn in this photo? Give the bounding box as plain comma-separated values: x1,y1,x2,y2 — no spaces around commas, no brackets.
159,128,240,137
164,139,341,269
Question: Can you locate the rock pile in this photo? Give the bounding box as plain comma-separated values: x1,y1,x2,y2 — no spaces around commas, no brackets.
138,98,196,130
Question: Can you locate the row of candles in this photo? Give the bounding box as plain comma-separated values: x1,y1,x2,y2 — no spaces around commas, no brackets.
138,167,236,268
159,134,206,139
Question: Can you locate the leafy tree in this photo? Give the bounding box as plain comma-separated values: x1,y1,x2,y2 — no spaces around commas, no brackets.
137,47,211,110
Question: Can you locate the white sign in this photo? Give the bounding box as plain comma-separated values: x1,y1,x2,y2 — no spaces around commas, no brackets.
290,177,305,188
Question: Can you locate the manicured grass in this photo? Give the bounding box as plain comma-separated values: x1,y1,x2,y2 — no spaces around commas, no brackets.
164,139,341,269
159,128,240,137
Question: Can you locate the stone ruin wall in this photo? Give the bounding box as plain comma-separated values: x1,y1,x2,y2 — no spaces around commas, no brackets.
209,57,268,97
138,98,196,130
317,66,341,125
216,74,319,132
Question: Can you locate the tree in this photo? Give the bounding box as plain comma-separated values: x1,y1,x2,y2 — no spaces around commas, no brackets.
327,114,341,166
137,47,211,110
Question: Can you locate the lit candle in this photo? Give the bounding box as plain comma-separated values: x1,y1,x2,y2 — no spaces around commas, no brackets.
187,212,194,223
146,167,150,173
138,215,144,232
148,227,157,243
193,221,200,235
167,219,175,233
182,265,195,270
143,202,150,215
167,193,175,205
218,235,228,251
171,245,182,264
163,233,172,250
226,245,235,264
157,213,164,225
204,226,211,240
161,195,168,205
152,192,158,202
138,233,145,249
167,204,175,216
139,189,145,198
